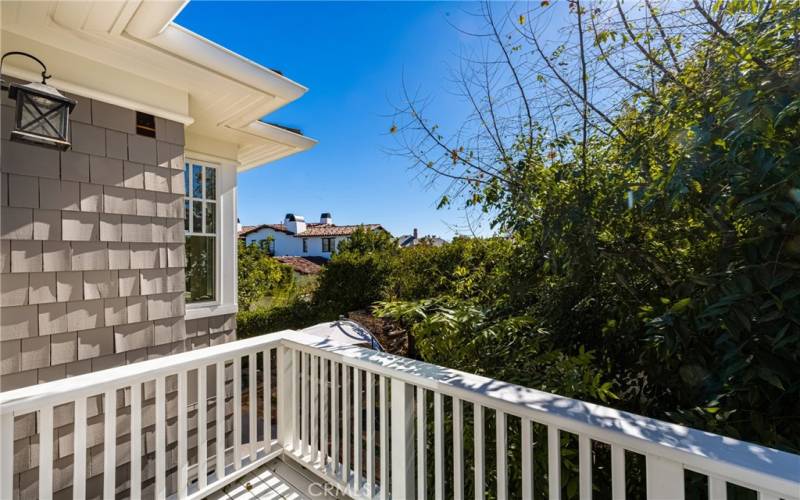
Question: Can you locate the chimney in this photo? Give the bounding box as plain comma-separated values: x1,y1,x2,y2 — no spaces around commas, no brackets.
237,218,242,233
413,228,418,239
320,212,333,225
284,213,306,234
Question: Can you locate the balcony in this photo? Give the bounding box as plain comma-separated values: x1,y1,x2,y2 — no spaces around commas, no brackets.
1,330,798,500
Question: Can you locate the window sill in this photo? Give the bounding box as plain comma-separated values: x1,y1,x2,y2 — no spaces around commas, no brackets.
185,302,238,320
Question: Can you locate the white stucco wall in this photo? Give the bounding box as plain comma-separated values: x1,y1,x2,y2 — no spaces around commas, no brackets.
245,228,349,258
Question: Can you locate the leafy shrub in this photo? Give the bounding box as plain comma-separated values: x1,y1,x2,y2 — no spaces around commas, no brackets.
237,242,296,311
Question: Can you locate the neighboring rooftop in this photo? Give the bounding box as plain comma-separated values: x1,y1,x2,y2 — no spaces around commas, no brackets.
398,228,446,247
239,212,386,238
274,256,326,274
240,223,385,238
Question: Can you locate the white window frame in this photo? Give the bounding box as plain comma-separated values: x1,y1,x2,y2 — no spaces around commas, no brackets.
184,158,220,306
182,151,238,321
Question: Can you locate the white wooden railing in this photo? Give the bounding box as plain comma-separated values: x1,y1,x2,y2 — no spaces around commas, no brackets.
1,330,798,500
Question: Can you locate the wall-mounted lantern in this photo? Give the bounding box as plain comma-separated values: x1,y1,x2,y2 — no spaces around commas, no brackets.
1,51,76,151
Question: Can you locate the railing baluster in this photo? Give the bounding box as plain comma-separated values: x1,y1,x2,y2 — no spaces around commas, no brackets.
496,410,507,500
343,364,351,486
611,445,625,500
129,386,141,497
249,352,257,462
264,349,272,452
233,356,242,470
293,349,301,453
40,405,54,500
321,357,328,467
198,366,208,489
103,390,117,499
474,403,484,500
708,477,726,500
391,378,415,499
434,391,444,500
417,386,427,500
73,398,87,500
155,376,166,500
312,355,319,463
215,362,225,481
379,375,389,500
366,371,375,496
579,435,592,500
277,347,292,450
177,371,188,499
548,426,560,500
332,361,340,477
354,368,362,493
1,413,12,500
522,417,533,500
302,353,310,459
646,455,684,499
453,397,464,500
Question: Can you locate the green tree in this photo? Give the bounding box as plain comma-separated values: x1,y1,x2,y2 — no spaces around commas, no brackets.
237,241,295,311
390,1,800,451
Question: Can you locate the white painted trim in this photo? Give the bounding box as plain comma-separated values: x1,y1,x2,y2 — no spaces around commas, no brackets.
183,157,237,318
184,149,240,168
2,330,798,500
1,65,194,125
136,23,307,101
185,303,238,321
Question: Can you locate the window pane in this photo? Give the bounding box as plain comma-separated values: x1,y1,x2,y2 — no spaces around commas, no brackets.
205,202,216,233
205,167,216,199
185,235,215,303
192,164,203,198
193,201,203,233
184,200,190,232
184,163,190,196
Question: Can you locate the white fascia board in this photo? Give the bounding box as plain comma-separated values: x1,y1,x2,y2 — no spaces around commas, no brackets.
125,11,307,105
233,121,318,172
244,121,318,150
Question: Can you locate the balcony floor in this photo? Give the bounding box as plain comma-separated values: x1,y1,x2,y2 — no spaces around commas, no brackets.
207,457,345,500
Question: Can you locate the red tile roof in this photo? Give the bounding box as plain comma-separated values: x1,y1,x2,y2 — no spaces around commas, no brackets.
274,256,325,274
239,223,385,238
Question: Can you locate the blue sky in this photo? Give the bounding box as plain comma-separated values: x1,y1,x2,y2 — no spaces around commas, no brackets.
176,1,490,239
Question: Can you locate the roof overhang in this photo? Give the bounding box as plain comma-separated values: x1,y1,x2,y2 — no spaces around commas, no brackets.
0,0,316,171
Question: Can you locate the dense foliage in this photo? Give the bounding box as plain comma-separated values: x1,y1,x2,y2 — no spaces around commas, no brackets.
237,242,296,310
238,3,800,465
385,1,800,454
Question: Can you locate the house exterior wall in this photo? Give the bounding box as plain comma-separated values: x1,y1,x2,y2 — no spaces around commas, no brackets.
0,79,237,499
244,228,348,258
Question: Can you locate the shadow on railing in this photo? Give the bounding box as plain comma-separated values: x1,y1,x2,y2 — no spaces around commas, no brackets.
1,330,798,500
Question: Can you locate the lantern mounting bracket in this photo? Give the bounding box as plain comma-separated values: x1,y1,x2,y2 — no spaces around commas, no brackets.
0,51,51,90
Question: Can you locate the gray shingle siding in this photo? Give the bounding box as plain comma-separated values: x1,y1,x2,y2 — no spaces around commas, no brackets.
1,86,238,499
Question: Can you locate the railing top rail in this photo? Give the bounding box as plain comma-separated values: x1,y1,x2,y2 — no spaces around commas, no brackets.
283,335,800,498
2,330,797,498
0,331,291,415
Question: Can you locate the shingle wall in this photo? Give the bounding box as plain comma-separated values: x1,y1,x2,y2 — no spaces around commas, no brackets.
1,79,238,499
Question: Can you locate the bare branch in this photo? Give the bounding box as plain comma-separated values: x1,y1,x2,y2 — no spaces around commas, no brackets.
645,0,681,70
616,0,693,94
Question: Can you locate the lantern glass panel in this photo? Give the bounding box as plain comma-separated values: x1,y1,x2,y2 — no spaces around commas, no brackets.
19,92,67,140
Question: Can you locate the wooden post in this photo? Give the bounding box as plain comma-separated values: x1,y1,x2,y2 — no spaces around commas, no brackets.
276,346,294,450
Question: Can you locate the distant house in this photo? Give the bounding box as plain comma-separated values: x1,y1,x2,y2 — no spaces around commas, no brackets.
397,228,447,247
240,213,387,258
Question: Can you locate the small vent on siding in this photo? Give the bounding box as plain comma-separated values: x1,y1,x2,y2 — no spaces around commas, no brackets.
136,112,156,137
